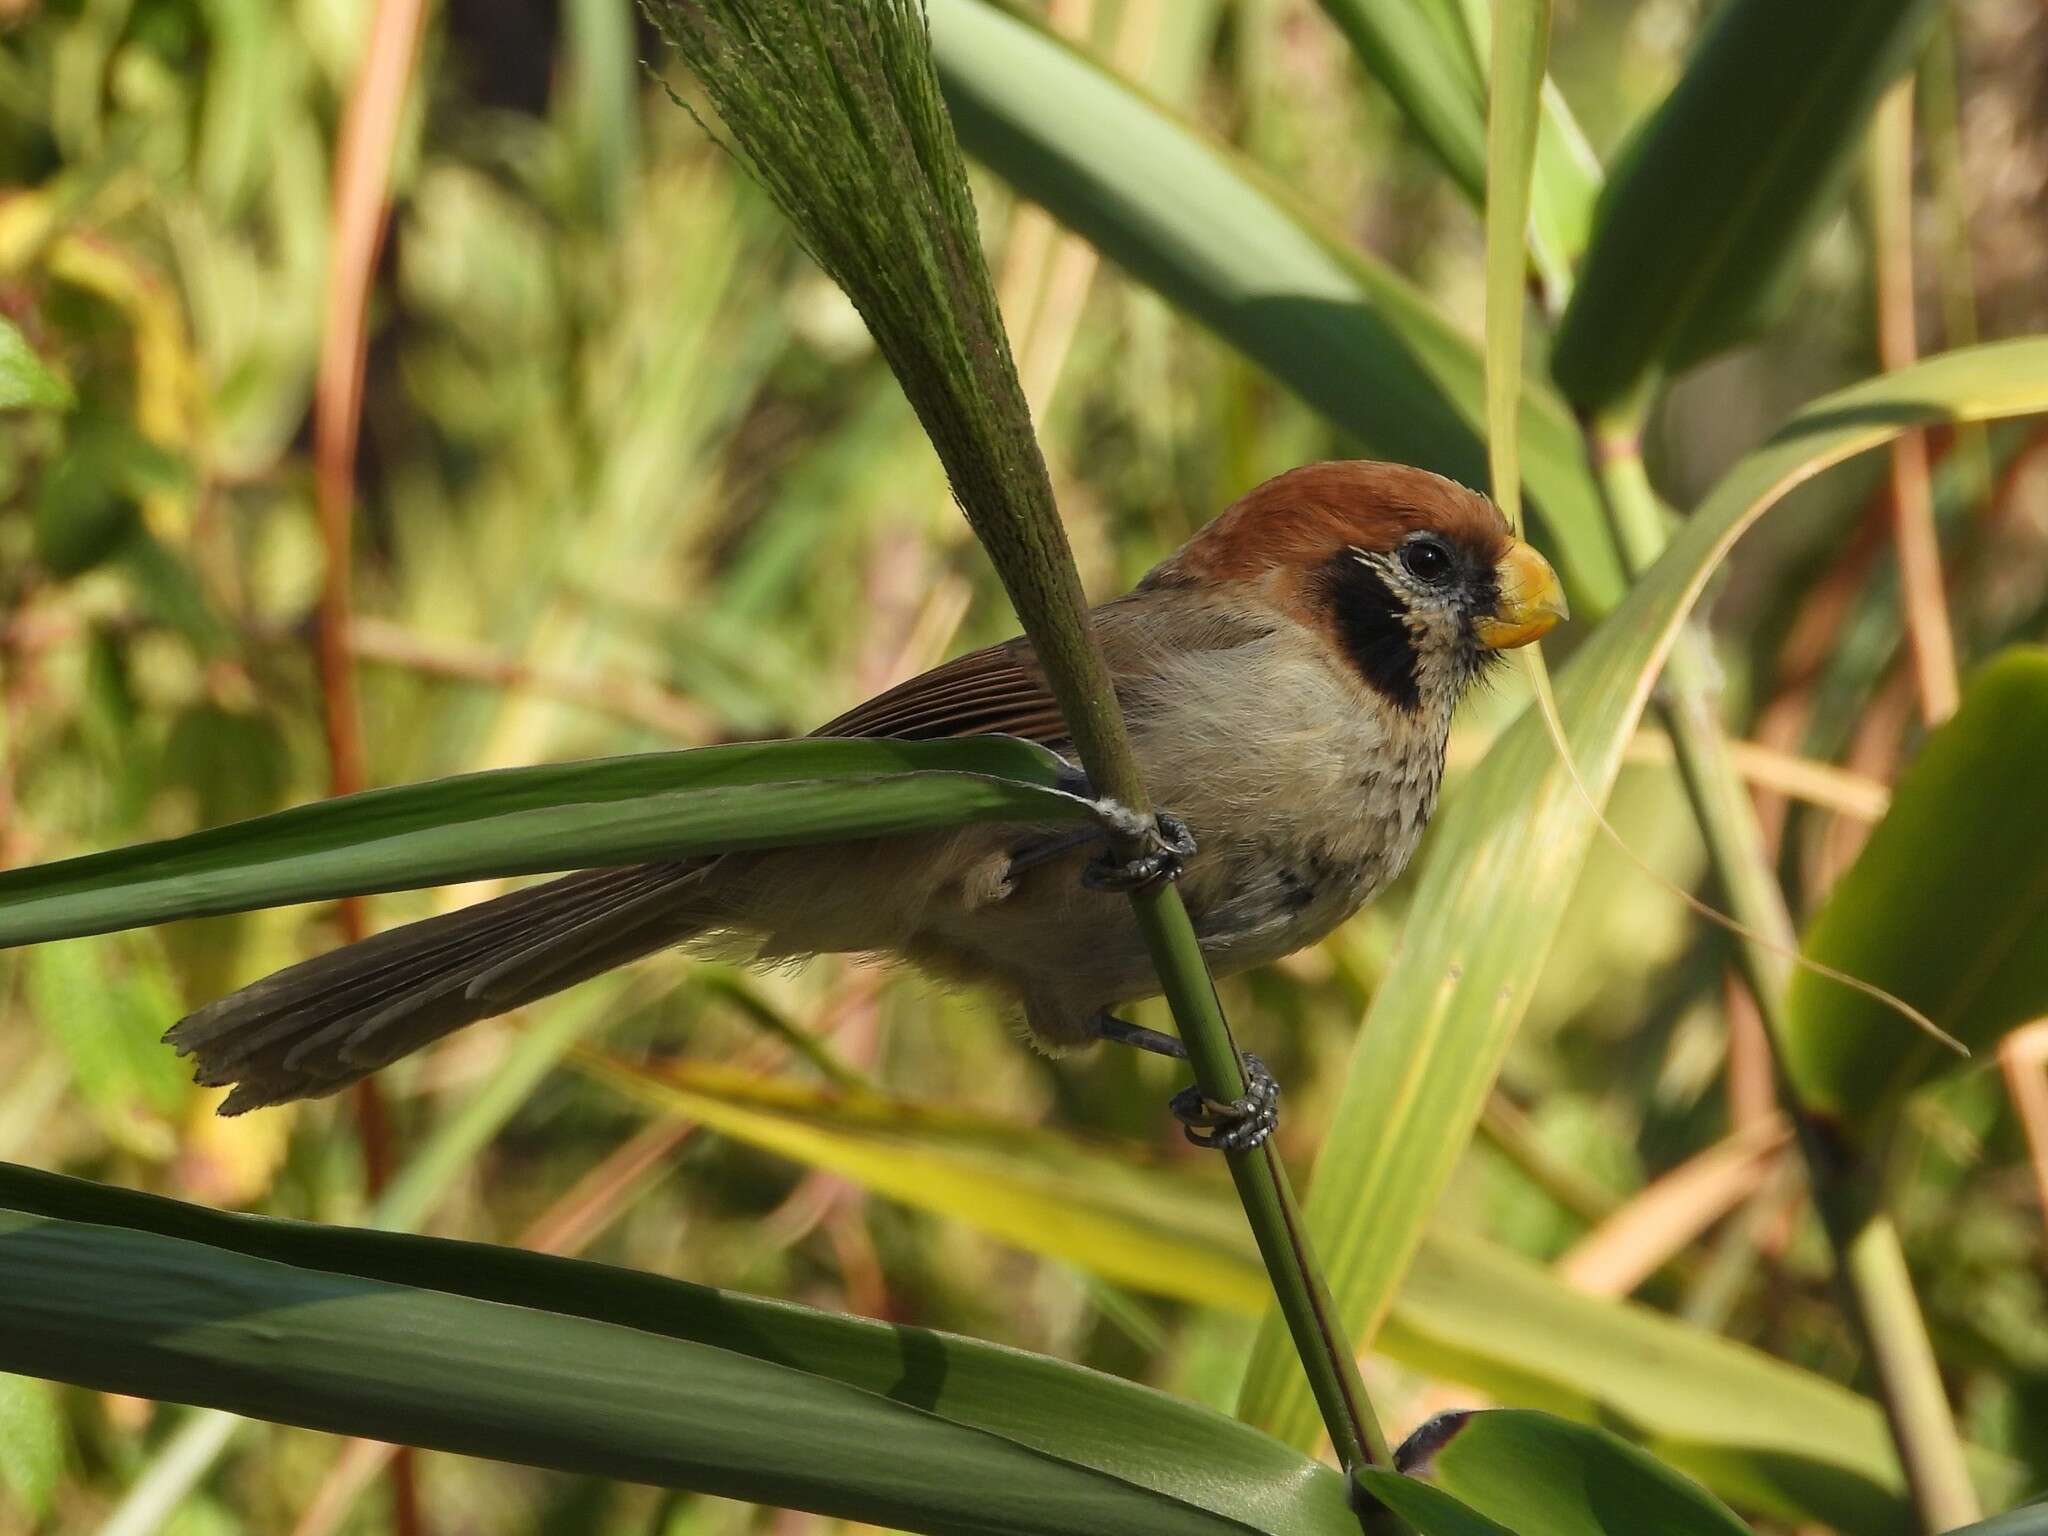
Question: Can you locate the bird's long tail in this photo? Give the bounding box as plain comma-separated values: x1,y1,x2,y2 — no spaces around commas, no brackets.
164,862,712,1114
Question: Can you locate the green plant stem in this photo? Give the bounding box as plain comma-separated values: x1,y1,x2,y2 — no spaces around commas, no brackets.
1591,420,1981,1532
1131,885,1399,1499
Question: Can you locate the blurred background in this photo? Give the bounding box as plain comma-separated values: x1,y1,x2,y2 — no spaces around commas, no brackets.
1,0,2045,1532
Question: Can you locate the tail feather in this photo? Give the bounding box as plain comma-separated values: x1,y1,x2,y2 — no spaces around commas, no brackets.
165,862,711,1114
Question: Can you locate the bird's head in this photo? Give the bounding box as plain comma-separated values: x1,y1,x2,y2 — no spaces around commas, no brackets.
1152,460,1568,715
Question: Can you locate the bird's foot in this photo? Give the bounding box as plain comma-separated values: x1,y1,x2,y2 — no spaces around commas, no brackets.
1092,1015,1280,1154
1169,1054,1279,1153
1081,812,1197,894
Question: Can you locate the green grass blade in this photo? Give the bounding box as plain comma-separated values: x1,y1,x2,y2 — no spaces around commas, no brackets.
1785,647,2048,1145
589,1058,2016,1531
1385,1233,2022,1532
0,1163,1355,1536
584,1055,1268,1312
1551,0,1939,411
1235,338,2048,1449
1482,0,1549,524
1391,1410,1750,1536
1314,0,1486,198
926,0,1625,614
1310,0,1596,303
1351,1475,1510,1536
0,736,1095,946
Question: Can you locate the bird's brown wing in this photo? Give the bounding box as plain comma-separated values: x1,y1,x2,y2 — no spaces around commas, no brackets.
812,593,1276,759
813,638,1073,751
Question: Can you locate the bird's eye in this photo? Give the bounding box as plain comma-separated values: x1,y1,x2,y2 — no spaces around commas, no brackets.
1400,537,1454,586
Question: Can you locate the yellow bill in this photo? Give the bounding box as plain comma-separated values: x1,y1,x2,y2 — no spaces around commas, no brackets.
1474,540,1568,649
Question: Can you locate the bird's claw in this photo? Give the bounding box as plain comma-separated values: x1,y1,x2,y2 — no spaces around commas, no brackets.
1170,1053,1279,1152
1082,812,1197,894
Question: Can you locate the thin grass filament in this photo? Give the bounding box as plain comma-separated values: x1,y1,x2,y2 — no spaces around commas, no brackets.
1516,645,1965,1057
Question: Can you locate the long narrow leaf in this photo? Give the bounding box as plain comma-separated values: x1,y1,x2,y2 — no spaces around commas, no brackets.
1386,1234,2023,1532
1351,1474,1511,1536
584,1055,1265,1311
1311,0,1597,300
1235,340,2048,1448
0,1163,1354,1536
1378,1411,1750,1536
926,0,1625,613
0,736,1099,946
1551,0,1939,410
584,1057,2020,1531
1481,0,1549,522
1785,647,2048,1145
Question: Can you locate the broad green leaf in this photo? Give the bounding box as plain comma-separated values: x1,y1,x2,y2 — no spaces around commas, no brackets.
1552,0,1939,411
1236,339,2048,1450
0,1163,1355,1536
927,0,1626,613
589,1058,2017,1531
0,736,1099,947
1387,1233,2024,1534
0,315,73,410
1353,1472,1512,1536
1785,648,2048,1144
1397,1410,1750,1536
101,978,633,1531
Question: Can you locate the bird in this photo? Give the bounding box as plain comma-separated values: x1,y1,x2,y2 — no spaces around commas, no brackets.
166,460,1565,1144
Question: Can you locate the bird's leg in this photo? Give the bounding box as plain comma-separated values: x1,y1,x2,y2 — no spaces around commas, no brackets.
1080,812,1197,894
1092,1012,1281,1153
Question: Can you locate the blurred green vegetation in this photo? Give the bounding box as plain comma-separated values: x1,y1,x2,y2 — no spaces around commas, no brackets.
0,1,2045,1533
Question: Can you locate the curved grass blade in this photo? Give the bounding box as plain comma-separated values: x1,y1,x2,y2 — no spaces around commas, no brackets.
1385,1234,2023,1533
1235,338,2048,1449
587,1057,2020,1531
926,0,1625,613
1378,1410,1750,1536
0,736,1097,947
583,1053,1267,1312
0,1163,1355,1536
95,979,634,1527
1551,0,1940,411
1785,647,2048,1146
1351,1475,1510,1536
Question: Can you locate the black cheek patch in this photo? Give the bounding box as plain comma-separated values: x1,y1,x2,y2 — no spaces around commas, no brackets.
1321,555,1421,712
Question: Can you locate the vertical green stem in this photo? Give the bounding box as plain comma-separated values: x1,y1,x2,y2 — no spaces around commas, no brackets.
1591,419,1981,1532
1132,885,1400,1509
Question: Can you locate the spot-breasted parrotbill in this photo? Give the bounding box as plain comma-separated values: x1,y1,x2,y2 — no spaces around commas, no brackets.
169,461,1566,1117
